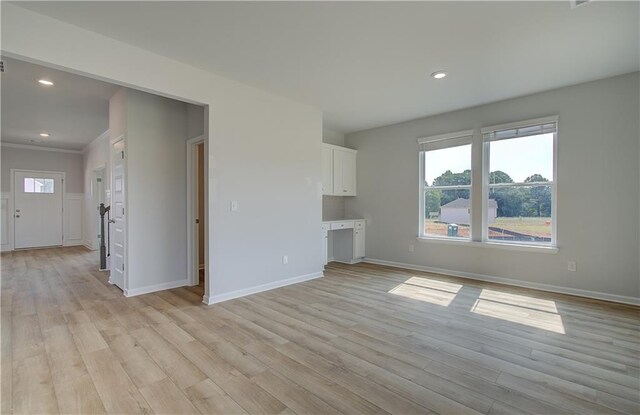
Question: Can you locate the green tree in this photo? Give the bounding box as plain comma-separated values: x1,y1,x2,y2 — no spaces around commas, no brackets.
432,169,471,205
424,188,442,216
524,174,551,217
489,170,513,184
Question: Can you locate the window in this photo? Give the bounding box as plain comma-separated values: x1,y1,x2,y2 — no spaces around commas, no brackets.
418,117,557,249
23,177,55,193
419,131,473,239
483,119,556,245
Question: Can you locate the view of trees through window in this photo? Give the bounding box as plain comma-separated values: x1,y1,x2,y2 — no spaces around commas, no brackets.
423,132,553,243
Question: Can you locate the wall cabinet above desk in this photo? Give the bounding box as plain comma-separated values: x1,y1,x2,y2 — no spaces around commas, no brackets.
322,144,356,196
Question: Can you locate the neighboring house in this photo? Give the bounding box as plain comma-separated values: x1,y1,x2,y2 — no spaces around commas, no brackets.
440,198,497,225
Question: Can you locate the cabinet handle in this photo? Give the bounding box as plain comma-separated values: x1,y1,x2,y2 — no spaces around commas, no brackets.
343,189,347,192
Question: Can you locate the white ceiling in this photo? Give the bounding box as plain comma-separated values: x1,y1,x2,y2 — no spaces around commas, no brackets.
11,1,640,133
1,57,118,150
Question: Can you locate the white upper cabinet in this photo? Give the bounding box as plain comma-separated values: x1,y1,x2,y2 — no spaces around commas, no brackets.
322,145,334,195
322,144,356,196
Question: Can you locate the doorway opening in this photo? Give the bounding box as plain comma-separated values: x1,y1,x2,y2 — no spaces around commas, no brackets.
187,136,208,297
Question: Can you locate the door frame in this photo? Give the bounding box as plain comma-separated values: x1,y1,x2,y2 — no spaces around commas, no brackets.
186,135,208,292
10,168,66,249
91,164,107,251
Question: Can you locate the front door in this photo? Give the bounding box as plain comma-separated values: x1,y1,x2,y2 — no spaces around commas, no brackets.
14,171,64,249
110,138,126,289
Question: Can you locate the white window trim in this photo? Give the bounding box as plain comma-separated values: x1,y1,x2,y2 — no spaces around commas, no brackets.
416,236,559,254
481,116,558,248
480,115,559,135
418,130,473,240
418,116,559,251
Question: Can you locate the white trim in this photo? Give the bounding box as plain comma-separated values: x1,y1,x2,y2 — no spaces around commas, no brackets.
204,271,324,305
363,258,639,306
1,142,82,154
124,278,189,297
480,115,559,135
417,129,474,144
481,120,558,247
10,169,66,250
63,193,84,246
1,192,14,252
186,135,206,288
322,142,357,153
418,133,473,238
416,236,558,253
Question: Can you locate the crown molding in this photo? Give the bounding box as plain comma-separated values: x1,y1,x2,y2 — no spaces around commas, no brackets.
1,142,83,154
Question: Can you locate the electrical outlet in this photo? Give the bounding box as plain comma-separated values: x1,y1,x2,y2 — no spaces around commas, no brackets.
568,261,577,272
409,244,415,253
282,255,288,265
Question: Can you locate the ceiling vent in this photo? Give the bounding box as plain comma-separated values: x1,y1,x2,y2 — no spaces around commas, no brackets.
570,0,592,9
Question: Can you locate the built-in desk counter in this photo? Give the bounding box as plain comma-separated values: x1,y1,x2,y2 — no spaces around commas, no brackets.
322,219,365,266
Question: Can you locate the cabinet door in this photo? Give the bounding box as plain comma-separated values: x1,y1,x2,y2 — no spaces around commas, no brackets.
333,149,356,196
321,146,333,195
323,229,329,265
342,151,356,195
354,227,365,259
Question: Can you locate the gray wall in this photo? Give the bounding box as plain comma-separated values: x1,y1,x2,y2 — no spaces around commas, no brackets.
187,103,205,139
120,88,191,291
4,3,324,303
345,72,640,300
0,146,83,193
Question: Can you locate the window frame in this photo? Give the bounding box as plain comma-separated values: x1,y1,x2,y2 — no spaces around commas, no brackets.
481,116,558,247
418,130,474,241
417,116,558,251
23,177,55,194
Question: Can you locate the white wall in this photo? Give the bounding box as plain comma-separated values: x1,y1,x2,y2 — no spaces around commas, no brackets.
82,131,110,249
1,4,323,302
346,72,640,303
0,146,83,192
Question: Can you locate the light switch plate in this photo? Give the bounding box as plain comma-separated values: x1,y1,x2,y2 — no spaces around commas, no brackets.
230,200,238,212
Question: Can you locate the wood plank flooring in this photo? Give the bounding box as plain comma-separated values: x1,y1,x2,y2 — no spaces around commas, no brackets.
1,246,639,414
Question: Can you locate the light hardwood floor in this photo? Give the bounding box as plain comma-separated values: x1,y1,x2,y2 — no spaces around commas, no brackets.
1,246,639,414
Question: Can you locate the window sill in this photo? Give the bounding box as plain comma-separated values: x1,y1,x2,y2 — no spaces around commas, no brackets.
416,237,558,254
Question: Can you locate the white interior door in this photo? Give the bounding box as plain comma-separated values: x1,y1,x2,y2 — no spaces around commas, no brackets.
110,139,126,290
13,171,63,249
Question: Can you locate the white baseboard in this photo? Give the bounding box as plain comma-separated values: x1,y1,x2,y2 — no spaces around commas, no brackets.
363,258,640,306
204,271,324,305
63,239,84,247
83,240,97,250
124,278,189,297
331,258,364,265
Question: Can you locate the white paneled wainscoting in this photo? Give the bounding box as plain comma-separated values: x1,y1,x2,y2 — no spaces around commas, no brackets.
0,192,85,251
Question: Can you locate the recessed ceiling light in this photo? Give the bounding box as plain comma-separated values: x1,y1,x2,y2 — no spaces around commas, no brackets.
38,79,54,86
431,71,447,80
39,133,50,137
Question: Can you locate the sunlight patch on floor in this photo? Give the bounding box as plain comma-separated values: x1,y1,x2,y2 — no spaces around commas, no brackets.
388,277,462,306
471,289,565,333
